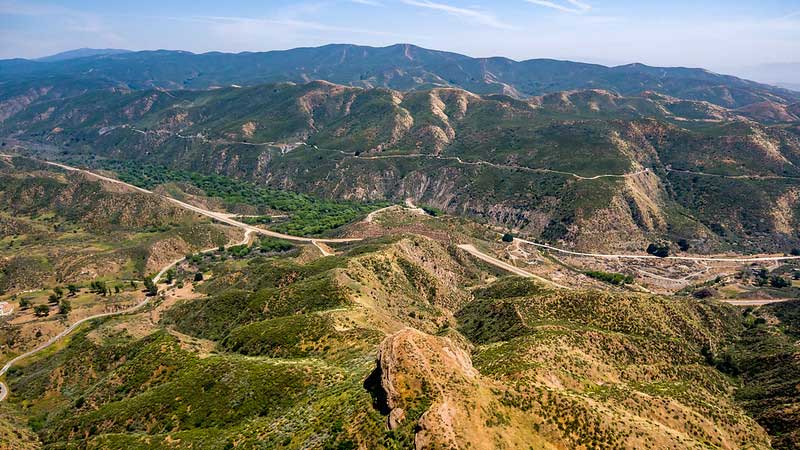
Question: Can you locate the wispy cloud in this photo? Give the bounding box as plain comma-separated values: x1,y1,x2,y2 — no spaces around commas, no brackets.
0,0,124,45
350,0,383,6
523,0,591,14
400,0,514,30
781,10,800,20
184,14,400,37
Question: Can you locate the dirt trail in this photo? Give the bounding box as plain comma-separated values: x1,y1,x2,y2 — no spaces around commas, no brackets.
22,157,361,244
457,244,570,289
720,298,797,306
666,168,800,181
340,150,648,180
0,228,255,402
312,240,335,257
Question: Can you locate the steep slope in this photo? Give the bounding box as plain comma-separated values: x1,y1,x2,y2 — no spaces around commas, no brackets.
454,278,770,449
1,233,789,449
4,82,800,252
724,301,800,450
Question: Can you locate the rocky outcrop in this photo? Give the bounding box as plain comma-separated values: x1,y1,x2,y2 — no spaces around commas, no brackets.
374,328,549,449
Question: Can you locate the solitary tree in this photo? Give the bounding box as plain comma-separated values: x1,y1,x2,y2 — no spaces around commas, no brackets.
58,300,72,315
646,243,670,258
67,284,78,296
18,298,31,310
502,233,514,243
770,276,791,288
194,272,204,282
34,304,50,317
143,277,158,296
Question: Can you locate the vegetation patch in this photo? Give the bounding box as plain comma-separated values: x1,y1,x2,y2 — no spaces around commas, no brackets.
584,270,634,286
98,160,389,236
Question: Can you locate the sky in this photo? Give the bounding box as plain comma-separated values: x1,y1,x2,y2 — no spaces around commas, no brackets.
1,0,798,82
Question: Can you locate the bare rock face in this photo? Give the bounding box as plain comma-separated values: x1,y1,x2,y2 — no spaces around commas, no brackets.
387,408,405,430
375,328,474,448
374,328,546,450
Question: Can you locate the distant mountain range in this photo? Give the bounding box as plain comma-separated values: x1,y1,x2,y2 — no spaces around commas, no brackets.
2,44,797,109
34,48,132,63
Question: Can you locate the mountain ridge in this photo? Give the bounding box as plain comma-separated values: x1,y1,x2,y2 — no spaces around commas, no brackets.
34,48,132,63
4,80,800,253
2,43,796,109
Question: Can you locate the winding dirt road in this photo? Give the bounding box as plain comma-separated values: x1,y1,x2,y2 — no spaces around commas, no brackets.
0,154,364,402
2,154,797,401
719,298,797,306
340,150,649,181
0,228,256,402
666,168,800,181
457,244,570,289
36,159,360,244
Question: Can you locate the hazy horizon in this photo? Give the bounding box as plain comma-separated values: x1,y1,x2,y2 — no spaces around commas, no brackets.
2,0,799,85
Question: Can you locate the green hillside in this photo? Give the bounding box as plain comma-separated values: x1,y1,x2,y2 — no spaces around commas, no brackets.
2,233,798,448
3,82,800,252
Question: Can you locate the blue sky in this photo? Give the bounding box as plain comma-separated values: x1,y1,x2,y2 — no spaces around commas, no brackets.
1,0,798,79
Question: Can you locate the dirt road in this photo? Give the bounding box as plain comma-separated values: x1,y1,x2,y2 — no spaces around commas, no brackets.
0,228,255,402
341,151,649,181
720,298,797,306
34,158,361,244
515,237,800,263
457,244,570,289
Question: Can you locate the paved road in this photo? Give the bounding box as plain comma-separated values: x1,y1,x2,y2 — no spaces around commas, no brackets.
514,237,800,263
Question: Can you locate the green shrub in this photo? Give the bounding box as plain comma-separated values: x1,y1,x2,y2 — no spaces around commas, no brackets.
419,205,444,217
584,270,634,286
259,237,294,253
770,276,791,288
100,161,388,236
646,243,670,258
